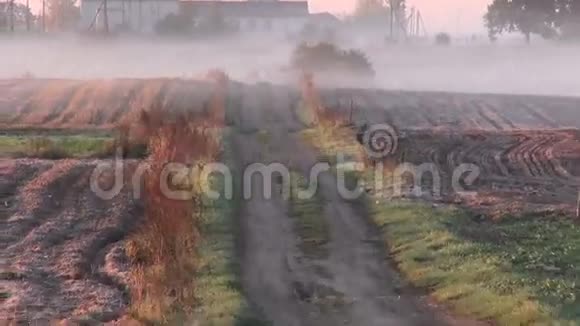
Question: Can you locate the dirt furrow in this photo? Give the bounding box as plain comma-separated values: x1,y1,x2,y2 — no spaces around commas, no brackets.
1,160,142,323
0,160,85,251
0,159,50,223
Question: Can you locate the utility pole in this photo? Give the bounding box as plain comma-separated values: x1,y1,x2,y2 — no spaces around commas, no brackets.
26,0,31,32
42,0,46,32
103,0,109,33
408,7,415,37
138,0,142,32
121,0,126,27
128,0,133,30
389,0,394,39
416,10,420,36
9,0,14,32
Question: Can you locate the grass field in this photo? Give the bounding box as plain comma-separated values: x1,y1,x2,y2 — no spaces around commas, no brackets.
372,202,580,324
0,135,115,158
290,172,330,260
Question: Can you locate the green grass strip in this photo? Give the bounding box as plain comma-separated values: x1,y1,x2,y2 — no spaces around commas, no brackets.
194,129,267,326
0,135,115,158
290,172,330,260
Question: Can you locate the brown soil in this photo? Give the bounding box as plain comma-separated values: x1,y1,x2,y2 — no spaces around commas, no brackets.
4,80,580,131
0,158,143,324
320,88,580,130
0,79,215,130
396,129,580,218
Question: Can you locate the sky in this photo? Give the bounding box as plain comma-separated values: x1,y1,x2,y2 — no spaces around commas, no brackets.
21,0,491,35
310,0,490,34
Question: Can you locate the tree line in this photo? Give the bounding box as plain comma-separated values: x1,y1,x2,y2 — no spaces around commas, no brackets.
485,0,580,42
352,0,407,25
0,0,78,32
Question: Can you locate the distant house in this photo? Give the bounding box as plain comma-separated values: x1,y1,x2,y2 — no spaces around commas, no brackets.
79,0,329,35
180,0,309,34
79,0,180,33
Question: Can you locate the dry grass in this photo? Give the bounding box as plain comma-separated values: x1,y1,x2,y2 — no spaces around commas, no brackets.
205,69,229,127
298,75,368,167
0,135,121,159
298,73,350,129
124,94,222,324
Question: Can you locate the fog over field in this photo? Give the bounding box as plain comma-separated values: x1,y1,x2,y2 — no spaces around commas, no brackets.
2,35,580,97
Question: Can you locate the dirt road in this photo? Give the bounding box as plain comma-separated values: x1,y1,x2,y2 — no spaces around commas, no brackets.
231,84,451,326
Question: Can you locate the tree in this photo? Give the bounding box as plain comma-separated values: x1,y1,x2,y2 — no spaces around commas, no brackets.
47,0,79,31
435,32,451,45
485,0,558,43
195,5,236,35
0,2,35,31
351,0,410,40
155,13,193,36
354,0,389,19
352,0,406,24
556,0,580,38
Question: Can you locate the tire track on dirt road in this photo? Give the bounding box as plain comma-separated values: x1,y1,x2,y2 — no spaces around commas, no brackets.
233,84,341,326
233,84,452,326
292,144,445,326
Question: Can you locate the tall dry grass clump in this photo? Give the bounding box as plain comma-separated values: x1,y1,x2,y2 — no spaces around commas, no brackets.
125,101,220,323
205,69,230,126
299,72,323,125
301,79,402,169
300,73,349,128
299,76,370,165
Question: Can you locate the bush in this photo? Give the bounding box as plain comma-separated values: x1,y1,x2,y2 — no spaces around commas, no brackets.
291,42,374,77
435,32,452,46
155,13,193,35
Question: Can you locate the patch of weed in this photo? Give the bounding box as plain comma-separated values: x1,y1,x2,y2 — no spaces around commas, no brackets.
290,172,330,259
194,130,267,326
